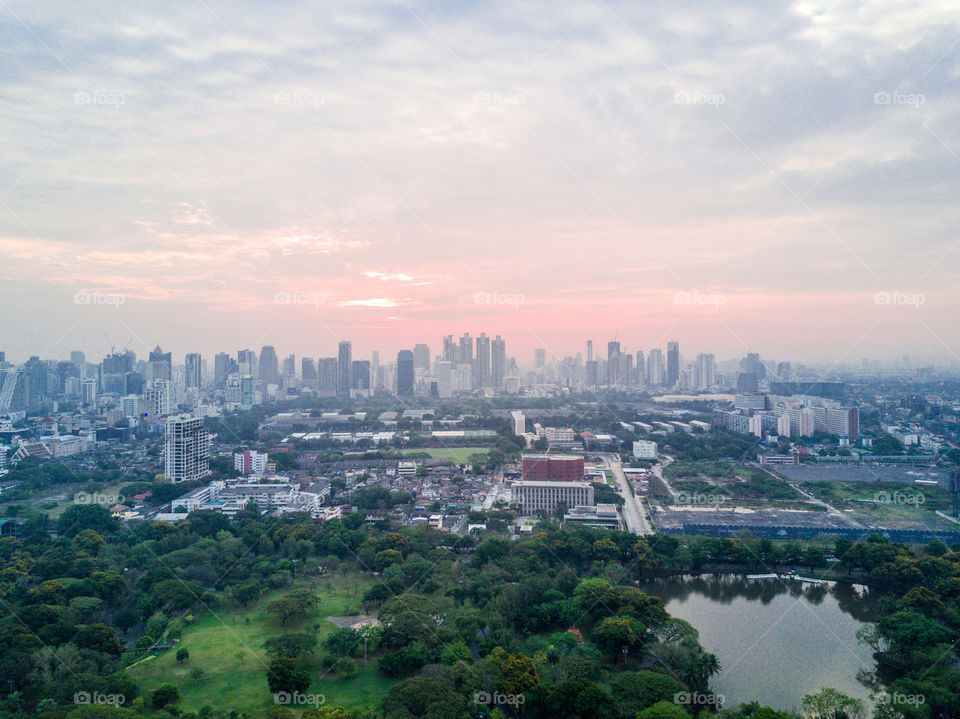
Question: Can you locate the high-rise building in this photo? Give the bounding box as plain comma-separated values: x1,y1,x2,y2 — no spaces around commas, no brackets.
301,358,317,388
442,335,458,364
337,342,352,398
259,346,279,386
371,351,381,393
237,349,258,377
459,333,473,364
740,353,765,381
352,360,371,392
586,340,593,363
475,333,491,387
585,360,599,388
647,349,665,386
147,346,172,384
318,357,338,395
282,354,296,378
635,351,645,386
184,353,202,388
607,341,621,386
511,410,525,435
491,335,506,389
534,348,546,369
413,344,430,372
214,352,236,388
694,353,715,389
667,341,680,388
240,375,256,410
397,350,414,397
164,414,211,484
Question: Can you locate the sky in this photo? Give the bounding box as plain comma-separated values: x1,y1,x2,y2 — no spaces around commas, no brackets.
1,0,959,367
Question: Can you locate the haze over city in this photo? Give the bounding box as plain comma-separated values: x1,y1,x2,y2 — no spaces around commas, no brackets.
2,1,959,363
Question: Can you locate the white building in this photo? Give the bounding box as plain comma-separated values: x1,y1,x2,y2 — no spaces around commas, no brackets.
514,480,594,516
164,415,211,483
511,410,525,436
234,450,269,476
632,440,658,460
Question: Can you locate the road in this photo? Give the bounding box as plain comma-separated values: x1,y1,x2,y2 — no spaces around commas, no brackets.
607,455,654,535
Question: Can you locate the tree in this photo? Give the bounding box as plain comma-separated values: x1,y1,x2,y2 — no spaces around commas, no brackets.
591,616,646,656
323,627,359,657
231,579,263,606
268,588,319,625
73,623,123,656
610,670,688,715
176,648,190,663
57,504,118,538
638,701,692,719
488,647,539,694
267,631,319,659
266,657,311,694
150,684,179,708
800,688,865,719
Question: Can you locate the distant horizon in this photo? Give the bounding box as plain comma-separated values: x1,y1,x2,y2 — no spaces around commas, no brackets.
3,1,958,368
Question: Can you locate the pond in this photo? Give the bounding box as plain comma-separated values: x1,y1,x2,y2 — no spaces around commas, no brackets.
640,574,880,711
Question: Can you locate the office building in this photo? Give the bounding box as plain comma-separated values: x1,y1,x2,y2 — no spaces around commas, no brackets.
667,341,680,388
475,333,491,388
607,341,621,385
521,454,585,481
491,335,506,389
337,342,352,398
413,344,431,372
259,345,280,386
185,353,202,388
647,349,664,386
633,440,657,459
694,353,715,389
397,350,414,396
515,481,594,516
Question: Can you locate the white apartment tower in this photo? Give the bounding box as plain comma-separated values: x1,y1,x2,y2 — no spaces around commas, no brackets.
165,414,211,483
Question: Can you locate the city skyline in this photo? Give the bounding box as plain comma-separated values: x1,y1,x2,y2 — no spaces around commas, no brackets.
2,1,959,364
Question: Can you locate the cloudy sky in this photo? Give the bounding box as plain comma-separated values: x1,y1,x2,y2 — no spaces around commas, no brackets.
1,0,958,366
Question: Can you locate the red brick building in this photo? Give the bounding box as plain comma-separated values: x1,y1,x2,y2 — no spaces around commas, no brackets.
521,454,585,481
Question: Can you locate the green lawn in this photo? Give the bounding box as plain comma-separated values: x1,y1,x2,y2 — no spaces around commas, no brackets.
127,576,397,716
412,447,490,462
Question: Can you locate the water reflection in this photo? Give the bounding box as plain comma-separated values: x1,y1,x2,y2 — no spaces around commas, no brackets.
640,574,880,711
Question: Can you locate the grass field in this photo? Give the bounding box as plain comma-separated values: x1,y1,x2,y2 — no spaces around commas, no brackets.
412,447,490,462
127,576,397,715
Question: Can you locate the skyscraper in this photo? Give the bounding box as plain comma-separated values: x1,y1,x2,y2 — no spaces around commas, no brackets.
318,357,338,395
635,351,645,386
694,353,715,389
213,352,236,388
491,335,506,389
667,341,680,388
442,335,458,364
164,414,211,484
147,345,172,383
459,333,473,364
586,340,593,363
301,357,317,388
607,341,621,386
237,349,258,377
413,343,431,372
337,342,352,399
259,346,279,386
647,349,664,386
352,360,371,393
397,350,414,396
282,354,296,378
184,353,202,388
475,333,491,388
534,348,546,369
